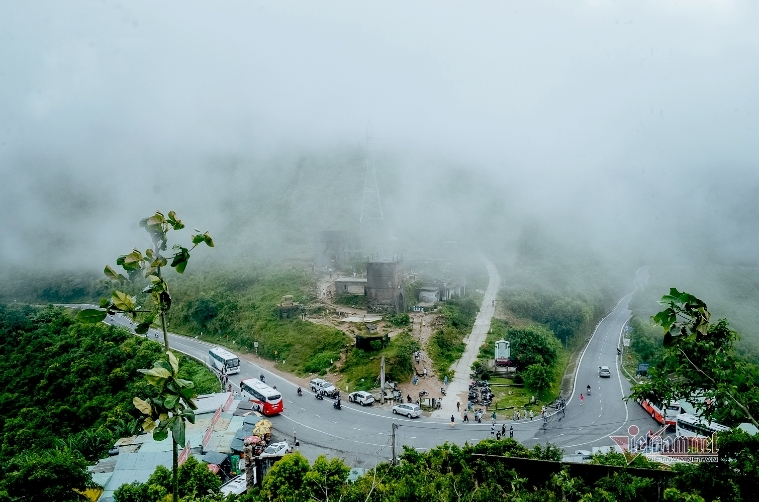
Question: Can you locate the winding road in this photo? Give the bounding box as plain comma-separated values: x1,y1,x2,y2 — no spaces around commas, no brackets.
87,266,655,468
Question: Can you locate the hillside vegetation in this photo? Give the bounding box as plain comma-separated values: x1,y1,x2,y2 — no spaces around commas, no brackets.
0,304,218,462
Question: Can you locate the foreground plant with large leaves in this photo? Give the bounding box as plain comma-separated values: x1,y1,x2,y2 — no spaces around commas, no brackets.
133,350,198,448
629,288,759,428
78,210,213,502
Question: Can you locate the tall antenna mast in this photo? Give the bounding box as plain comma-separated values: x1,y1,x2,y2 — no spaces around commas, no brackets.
360,120,384,223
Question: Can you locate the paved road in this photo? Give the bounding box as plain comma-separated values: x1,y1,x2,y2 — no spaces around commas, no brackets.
432,255,500,419
82,266,657,467
524,267,657,452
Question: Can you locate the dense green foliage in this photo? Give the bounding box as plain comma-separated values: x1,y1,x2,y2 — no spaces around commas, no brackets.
2,444,95,501
629,290,759,427
427,296,479,377
339,331,420,391
162,266,350,376
0,304,217,462
113,456,221,502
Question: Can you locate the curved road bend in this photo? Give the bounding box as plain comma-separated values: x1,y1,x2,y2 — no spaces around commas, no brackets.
86,268,654,466
524,267,656,451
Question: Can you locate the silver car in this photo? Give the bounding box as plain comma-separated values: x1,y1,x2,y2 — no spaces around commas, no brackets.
599,366,611,378
348,391,375,406
310,378,338,397
392,403,421,418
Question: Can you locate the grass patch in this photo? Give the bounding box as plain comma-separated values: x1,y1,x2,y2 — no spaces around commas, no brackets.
334,293,368,310
178,355,220,395
337,331,419,392
426,296,480,377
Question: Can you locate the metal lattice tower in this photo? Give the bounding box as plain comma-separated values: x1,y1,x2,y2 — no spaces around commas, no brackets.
360,121,384,222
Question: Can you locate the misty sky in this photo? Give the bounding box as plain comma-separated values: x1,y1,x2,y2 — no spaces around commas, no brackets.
1,1,758,269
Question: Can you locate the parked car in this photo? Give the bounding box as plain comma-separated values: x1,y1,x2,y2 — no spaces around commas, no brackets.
599,366,611,378
310,378,338,397
392,403,421,418
260,441,290,457
348,391,375,406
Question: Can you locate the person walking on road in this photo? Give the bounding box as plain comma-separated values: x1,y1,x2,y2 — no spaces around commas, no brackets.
580,393,584,406
490,423,495,436
529,410,534,421
501,423,506,436
450,415,455,427
457,400,460,412
509,426,514,438
463,411,469,422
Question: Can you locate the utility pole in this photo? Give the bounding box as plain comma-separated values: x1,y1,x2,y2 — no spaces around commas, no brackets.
380,355,386,404
391,423,398,465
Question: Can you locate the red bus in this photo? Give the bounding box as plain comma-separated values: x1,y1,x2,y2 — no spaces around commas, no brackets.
639,399,681,427
240,378,283,416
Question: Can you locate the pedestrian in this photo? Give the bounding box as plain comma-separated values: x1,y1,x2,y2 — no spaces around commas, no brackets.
501,424,506,436
293,430,297,446
496,431,502,440
492,411,497,422
444,375,449,386
515,410,520,421
457,400,461,412
529,410,534,421
491,423,495,435
450,415,455,427
509,426,514,438
580,393,584,406
463,411,469,422
423,368,427,378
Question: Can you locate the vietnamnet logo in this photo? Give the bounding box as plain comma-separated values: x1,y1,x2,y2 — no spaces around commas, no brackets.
609,425,719,465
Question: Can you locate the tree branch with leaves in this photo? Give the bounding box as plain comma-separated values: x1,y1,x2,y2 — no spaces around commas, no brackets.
78,210,213,502
629,288,759,428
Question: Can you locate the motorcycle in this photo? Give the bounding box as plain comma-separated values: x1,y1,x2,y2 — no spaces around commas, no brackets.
315,391,324,400
440,387,447,396
333,400,342,410
586,386,591,396
297,387,302,396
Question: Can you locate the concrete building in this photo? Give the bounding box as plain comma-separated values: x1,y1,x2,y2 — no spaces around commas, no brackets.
334,277,367,295
366,259,405,313
276,295,303,320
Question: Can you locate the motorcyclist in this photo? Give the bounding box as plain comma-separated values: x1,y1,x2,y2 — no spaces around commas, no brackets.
316,389,324,400
297,386,302,396
587,384,591,395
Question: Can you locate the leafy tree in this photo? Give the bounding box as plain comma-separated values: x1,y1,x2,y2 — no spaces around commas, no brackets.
507,325,560,369
629,288,759,427
260,452,310,501
113,456,221,502
303,455,351,502
2,446,94,501
522,363,552,391
79,210,214,502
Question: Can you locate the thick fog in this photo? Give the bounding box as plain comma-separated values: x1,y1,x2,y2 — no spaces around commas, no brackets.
1,1,758,270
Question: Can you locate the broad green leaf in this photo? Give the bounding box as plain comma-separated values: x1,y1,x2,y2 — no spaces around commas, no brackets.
203,232,214,247
176,378,195,389
133,397,152,415
112,290,136,312
167,210,185,230
150,256,168,268
183,409,196,425
172,417,185,446
104,265,121,281
170,247,190,274
135,322,151,335
142,417,156,432
167,351,179,375
155,360,172,375
77,309,107,324
147,213,166,227
145,248,153,258
153,420,169,442
164,394,179,410
99,297,111,308
192,234,205,245
144,367,172,386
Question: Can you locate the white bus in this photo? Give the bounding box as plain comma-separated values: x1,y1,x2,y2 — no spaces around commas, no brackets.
209,347,241,375
676,412,730,438
240,378,284,416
